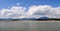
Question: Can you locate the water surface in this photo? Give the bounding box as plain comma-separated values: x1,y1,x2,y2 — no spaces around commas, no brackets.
0,21,60,31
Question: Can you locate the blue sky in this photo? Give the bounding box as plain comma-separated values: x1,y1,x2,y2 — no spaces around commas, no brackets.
0,0,60,9
0,0,60,19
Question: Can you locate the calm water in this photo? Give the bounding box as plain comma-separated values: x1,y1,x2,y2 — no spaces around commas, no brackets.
0,21,60,31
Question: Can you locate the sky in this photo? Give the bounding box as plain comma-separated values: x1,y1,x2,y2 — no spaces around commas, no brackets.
0,0,60,19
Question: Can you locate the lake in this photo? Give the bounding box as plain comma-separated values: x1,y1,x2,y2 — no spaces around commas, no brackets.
0,21,60,31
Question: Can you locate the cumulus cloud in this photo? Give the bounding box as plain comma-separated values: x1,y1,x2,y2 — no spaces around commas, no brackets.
27,5,60,18
0,5,26,19
0,5,60,19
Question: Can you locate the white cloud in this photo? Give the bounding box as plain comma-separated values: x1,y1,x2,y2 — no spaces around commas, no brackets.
0,5,60,19
0,6,26,19
27,5,52,15
17,3,20,6
27,5,60,18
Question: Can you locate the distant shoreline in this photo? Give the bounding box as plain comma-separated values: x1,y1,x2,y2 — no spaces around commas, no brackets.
0,19,60,21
